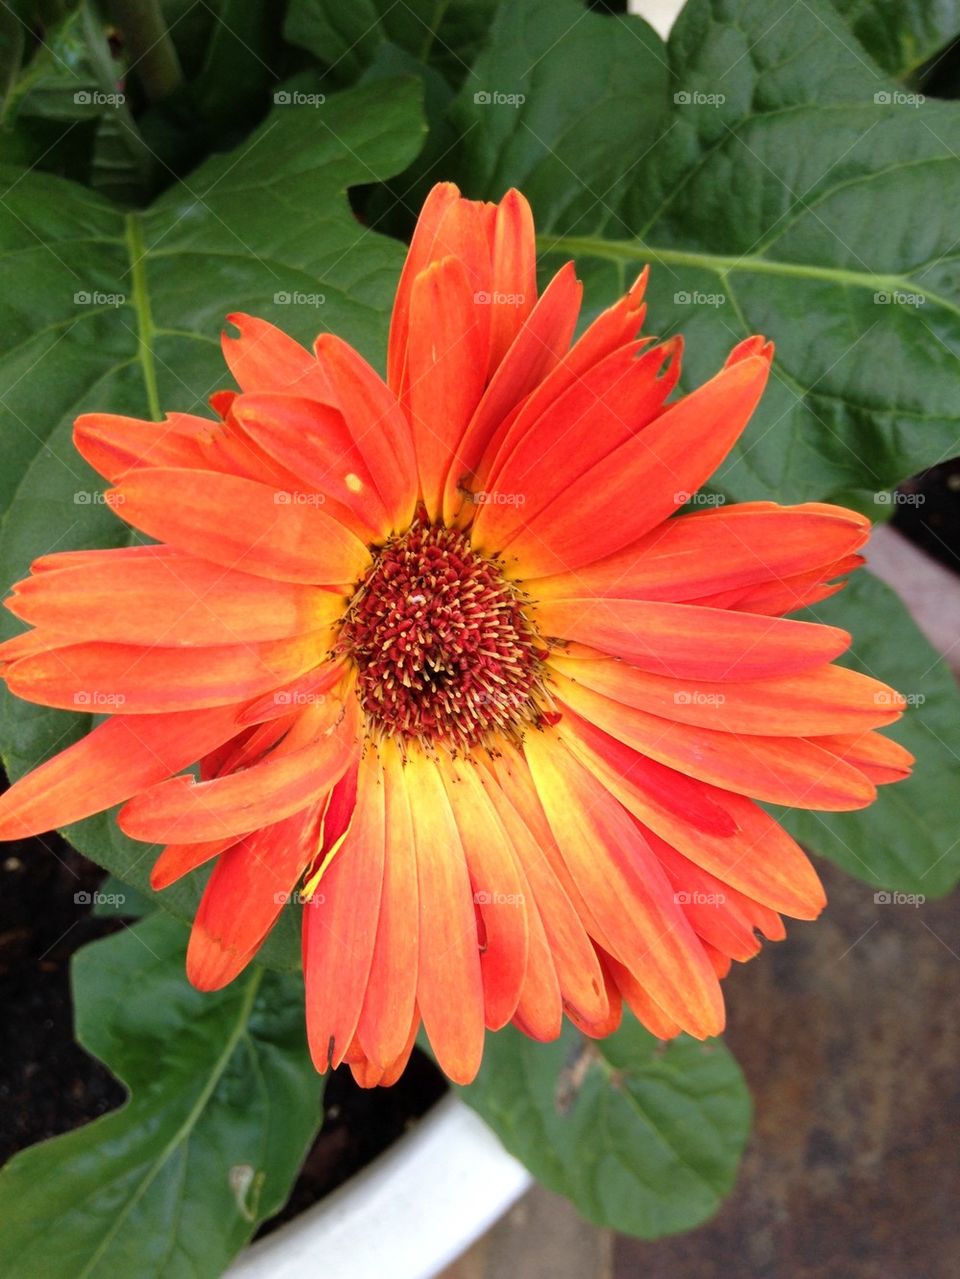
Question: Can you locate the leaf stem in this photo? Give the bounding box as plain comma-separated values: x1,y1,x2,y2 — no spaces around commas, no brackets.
124,213,161,422
107,0,184,104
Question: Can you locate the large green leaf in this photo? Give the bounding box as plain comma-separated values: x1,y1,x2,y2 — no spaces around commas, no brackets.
451,0,960,508
460,1018,751,1238
0,75,425,967
830,0,960,79
777,570,960,896
286,0,498,89
0,912,323,1278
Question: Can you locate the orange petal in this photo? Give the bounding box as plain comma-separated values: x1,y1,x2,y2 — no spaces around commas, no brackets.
405,750,485,1084
186,803,322,990
304,752,385,1071
221,313,334,399
563,710,826,918
548,652,904,737
536,597,850,680
356,740,420,1070
811,729,914,784
404,256,487,522
439,756,529,1030
443,262,582,525
150,837,235,890
486,188,537,374
531,503,870,604
8,551,343,647
523,731,725,1038
0,703,241,840
479,757,609,1026
603,952,683,1040
474,338,682,556
313,335,419,534
475,268,651,489
388,182,463,391
504,350,771,578
110,467,371,585
6,631,329,714
553,673,875,811
118,697,359,842
230,393,389,540
74,412,210,482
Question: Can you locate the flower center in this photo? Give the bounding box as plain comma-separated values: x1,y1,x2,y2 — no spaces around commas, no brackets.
339,517,549,752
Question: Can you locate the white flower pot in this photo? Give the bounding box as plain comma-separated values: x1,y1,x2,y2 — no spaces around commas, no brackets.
226,1094,531,1279
626,0,688,38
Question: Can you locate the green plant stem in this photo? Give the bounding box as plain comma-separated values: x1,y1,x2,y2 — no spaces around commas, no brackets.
107,0,184,103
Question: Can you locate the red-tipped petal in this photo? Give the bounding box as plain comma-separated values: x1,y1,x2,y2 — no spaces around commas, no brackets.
304,752,385,1072
186,804,322,990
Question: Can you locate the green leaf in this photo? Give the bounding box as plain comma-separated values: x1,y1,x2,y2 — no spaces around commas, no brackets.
0,75,426,967
286,0,498,89
460,1018,751,1239
452,0,960,507
0,912,323,1278
776,570,960,896
830,0,960,79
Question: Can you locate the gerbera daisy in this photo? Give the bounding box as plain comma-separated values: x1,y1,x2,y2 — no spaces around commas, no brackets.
0,182,912,1086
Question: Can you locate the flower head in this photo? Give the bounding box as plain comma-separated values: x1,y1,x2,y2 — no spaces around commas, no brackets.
0,182,912,1085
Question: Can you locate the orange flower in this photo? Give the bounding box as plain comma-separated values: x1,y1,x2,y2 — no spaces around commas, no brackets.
0,183,912,1086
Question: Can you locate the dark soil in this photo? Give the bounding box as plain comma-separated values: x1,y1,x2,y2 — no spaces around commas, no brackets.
0,830,126,1161
0,773,446,1229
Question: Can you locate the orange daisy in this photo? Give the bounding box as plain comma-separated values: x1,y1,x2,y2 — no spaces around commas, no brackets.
0,183,912,1086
